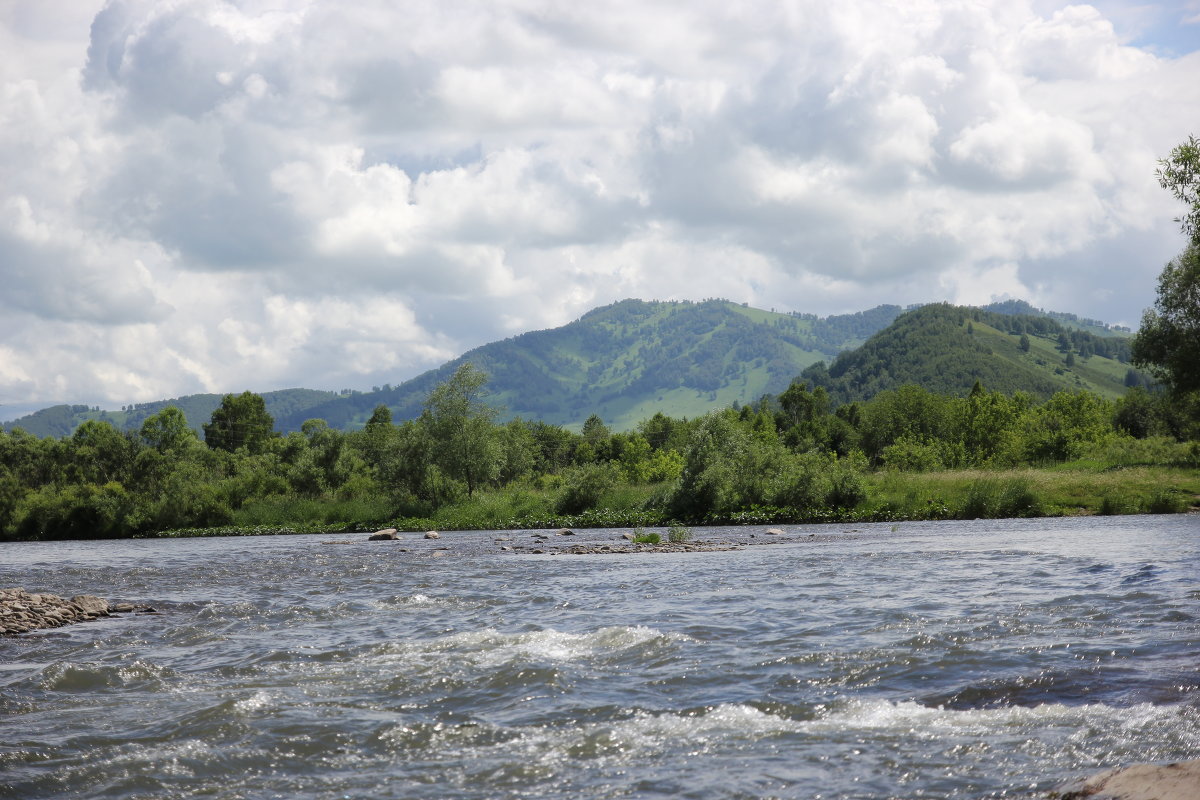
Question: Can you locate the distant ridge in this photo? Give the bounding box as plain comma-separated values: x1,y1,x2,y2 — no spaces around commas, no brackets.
800,303,1137,403
3,298,1139,437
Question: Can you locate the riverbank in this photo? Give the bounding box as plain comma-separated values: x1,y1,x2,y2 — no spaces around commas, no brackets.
131,465,1200,540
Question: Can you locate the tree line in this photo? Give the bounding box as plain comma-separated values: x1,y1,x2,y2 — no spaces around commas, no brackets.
1,360,1196,541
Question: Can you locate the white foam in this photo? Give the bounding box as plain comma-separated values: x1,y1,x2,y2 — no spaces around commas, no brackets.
232,689,275,713
431,625,687,666
367,625,687,669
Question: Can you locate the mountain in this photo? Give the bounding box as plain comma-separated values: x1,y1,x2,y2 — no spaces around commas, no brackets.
981,299,1133,337
3,299,1141,438
272,299,907,431
800,303,1139,403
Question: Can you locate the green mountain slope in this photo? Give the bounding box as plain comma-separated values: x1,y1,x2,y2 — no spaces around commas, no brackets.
800,304,1139,402
274,299,907,431
4,299,1143,438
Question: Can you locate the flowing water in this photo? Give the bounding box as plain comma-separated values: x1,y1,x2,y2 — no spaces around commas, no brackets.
2,515,1198,799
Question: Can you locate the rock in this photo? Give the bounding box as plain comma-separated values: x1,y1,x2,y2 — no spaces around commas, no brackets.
367,528,399,541
367,527,400,542
765,528,785,535
1056,762,1200,796
364,527,398,542
1054,760,1200,800
71,595,109,617
500,546,512,551
621,533,635,541
111,603,135,613
2,589,113,635
557,529,575,536
424,531,440,540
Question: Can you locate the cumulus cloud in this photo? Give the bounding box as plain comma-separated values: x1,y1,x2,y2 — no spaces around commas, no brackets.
0,0,1197,408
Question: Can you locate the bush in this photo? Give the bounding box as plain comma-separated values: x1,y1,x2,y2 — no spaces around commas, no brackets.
1145,490,1186,514
667,523,692,543
632,528,661,544
958,478,1042,519
555,463,620,515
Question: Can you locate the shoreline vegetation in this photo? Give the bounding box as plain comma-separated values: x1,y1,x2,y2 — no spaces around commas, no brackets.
2,362,1197,542
147,464,1200,540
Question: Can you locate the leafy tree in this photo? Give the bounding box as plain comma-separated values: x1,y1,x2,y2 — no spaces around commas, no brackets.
1132,244,1200,396
69,420,136,485
421,363,500,498
1019,333,1031,352
204,392,276,454
139,406,197,454
1156,133,1200,243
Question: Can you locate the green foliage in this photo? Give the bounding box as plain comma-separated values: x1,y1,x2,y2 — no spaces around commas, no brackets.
204,392,276,454
422,363,501,497
1156,133,1200,243
803,304,1132,404
555,462,621,515
632,529,661,544
1132,244,1200,396
668,523,692,543
958,478,1042,519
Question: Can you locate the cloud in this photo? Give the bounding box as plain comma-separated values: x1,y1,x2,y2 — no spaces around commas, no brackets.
0,0,1197,409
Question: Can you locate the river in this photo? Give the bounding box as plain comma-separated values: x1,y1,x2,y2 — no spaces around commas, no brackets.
2,515,1198,799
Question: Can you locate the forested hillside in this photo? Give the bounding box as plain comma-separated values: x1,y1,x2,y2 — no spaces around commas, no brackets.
3,298,1140,437
800,304,1139,402
271,299,906,431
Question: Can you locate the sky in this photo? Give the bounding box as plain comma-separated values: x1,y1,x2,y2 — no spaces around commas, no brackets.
1,0,1198,415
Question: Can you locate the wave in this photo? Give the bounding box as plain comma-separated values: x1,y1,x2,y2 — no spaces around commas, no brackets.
369,625,689,669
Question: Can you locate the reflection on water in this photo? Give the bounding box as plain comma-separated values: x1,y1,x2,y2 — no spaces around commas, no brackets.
2,515,1199,798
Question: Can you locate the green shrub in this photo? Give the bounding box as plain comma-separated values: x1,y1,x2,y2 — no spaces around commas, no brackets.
959,478,1042,519
667,523,692,543
556,463,620,515
632,528,661,544
1145,490,1185,514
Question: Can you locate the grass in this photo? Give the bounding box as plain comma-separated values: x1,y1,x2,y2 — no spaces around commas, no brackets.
865,465,1200,519
153,464,1199,539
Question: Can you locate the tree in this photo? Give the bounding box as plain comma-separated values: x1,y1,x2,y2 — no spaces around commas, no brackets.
139,406,197,454
1019,333,1031,353
1132,242,1200,395
203,391,276,454
1131,136,1200,399
421,363,500,498
1156,134,1200,243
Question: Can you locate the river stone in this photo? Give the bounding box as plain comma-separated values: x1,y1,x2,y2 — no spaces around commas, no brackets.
1054,760,1200,800
621,533,635,541
424,531,440,539
2,588,112,634
557,529,575,536
765,528,785,535
368,528,399,541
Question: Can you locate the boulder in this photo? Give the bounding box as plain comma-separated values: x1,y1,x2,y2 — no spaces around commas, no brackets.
70,595,110,617
765,528,785,535
1055,760,1200,800
557,529,575,536
368,528,399,541
424,531,440,539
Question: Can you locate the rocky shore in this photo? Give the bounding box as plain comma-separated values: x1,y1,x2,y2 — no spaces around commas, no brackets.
0,588,153,635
